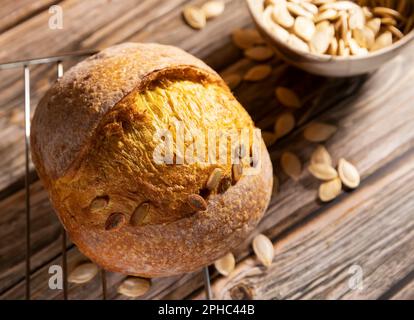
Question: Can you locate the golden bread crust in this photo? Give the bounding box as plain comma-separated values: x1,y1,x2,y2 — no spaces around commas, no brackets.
30,43,273,277
31,42,221,180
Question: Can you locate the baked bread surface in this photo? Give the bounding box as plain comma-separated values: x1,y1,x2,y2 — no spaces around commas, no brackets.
31,43,273,277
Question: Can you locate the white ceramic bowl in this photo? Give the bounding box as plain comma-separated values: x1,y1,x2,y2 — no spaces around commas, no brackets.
246,0,414,77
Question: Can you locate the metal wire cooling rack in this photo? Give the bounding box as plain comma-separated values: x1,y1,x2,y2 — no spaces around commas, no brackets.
0,51,212,300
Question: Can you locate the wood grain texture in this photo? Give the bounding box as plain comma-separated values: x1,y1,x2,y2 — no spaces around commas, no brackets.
0,0,413,300
389,273,414,300
0,0,60,33
197,148,414,299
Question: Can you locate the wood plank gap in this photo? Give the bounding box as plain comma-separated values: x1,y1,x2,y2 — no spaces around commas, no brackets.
378,268,414,300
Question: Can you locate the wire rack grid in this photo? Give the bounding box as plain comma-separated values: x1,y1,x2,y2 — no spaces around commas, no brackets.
0,51,212,300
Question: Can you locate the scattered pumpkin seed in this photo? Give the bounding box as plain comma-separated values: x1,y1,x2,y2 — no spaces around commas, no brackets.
232,163,243,183
130,202,150,226
206,168,223,191
214,252,235,276
311,145,332,166
274,112,295,139
338,158,360,189
308,163,338,181
243,64,272,81
187,194,208,211
117,277,151,298
304,122,337,142
275,87,301,108
280,151,302,181
89,196,108,212
319,177,342,202
105,212,126,231
252,234,274,267
68,262,98,284
201,1,225,20
244,46,274,61
183,6,206,30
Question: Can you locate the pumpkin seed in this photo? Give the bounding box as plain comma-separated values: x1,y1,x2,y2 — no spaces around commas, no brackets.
315,9,338,23
310,28,332,54
373,7,403,20
287,33,310,52
329,37,338,55
280,151,302,181
320,1,358,12
187,194,208,211
105,212,126,231
286,2,314,19
371,31,393,51
348,38,368,56
275,87,301,108
274,112,295,139
308,163,338,181
319,178,342,202
206,168,223,190
362,6,373,19
89,196,108,212
68,262,98,284
271,1,295,28
232,163,243,183
214,252,235,276
232,28,264,49
244,46,274,61
311,145,332,166
294,16,316,42
366,18,381,35
117,277,151,298
201,1,225,20
183,6,206,30
338,158,360,189
130,202,150,226
381,17,397,27
304,122,337,142
252,234,274,267
244,64,272,81
222,73,242,90
353,27,375,48
301,2,318,15
348,7,365,30
386,25,404,39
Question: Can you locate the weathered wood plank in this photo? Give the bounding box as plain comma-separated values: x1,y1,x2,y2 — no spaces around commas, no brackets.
0,0,60,33
0,0,355,294
1,0,414,300
2,53,414,299
195,148,414,300
0,0,189,192
0,180,62,293
389,273,414,300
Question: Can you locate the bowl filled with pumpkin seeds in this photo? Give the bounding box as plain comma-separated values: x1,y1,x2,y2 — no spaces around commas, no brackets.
246,0,414,76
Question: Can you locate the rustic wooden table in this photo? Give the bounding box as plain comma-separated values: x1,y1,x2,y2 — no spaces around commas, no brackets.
0,0,413,300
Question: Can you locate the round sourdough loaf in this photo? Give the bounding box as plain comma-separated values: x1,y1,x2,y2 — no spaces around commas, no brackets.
31,43,273,277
